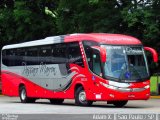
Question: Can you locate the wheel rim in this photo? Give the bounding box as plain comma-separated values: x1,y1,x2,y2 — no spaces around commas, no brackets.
79,91,86,103
21,89,26,100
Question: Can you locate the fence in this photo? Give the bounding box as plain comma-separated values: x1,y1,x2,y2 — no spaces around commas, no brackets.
150,73,160,95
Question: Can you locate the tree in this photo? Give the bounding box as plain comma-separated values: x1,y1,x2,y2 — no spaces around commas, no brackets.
0,0,15,47
0,0,159,50
0,0,58,48
120,0,160,49
56,0,124,34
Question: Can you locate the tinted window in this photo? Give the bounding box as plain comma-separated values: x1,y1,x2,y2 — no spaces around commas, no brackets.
52,44,67,64
2,48,26,66
2,49,16,66
2,50,8,66
25,47,39,65
83,41,99,70
39,46,52,64
15,48,26,66
68,42,84,67
92,52,101,76
83,41,101,75
2,42,83,67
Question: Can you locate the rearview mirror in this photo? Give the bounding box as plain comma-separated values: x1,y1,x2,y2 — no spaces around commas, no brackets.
91,46,106,63
144,47,159,75
144,47,158,63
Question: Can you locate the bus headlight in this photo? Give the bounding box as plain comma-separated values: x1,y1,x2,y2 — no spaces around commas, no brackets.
144,85,150,89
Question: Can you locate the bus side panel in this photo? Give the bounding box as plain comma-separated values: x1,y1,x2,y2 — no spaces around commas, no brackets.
25,79,74,99
0,74,1,93
68,64,99,100
1,70,76,99
2,71,20,96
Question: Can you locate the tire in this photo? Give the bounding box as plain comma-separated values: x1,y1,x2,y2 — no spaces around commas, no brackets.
19,86,35,103
50,99,64,104
75,86,93,106
113,100,128,107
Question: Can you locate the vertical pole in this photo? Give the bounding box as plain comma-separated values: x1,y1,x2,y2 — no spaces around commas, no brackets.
158,73,160,95
157,73,159,95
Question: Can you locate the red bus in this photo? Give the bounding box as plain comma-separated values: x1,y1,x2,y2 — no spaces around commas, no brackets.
0,75,1,92
1,33,158,107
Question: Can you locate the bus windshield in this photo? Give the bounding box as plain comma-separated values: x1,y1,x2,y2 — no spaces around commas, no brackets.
101,45,149,82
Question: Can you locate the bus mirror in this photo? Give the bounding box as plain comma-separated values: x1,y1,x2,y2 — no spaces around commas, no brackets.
100,47,106,63
91,46,106,63
144,47,158,63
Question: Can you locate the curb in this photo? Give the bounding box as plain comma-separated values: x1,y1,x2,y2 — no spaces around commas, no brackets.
150,96,160,99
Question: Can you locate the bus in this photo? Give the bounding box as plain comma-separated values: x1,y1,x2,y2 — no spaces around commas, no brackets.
1,33,158,107
0,75,1,92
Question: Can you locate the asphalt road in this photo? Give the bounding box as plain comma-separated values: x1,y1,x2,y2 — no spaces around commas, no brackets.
0,96,160,120
0,96,159,114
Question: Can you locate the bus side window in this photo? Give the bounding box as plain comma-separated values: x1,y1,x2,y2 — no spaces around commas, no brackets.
7,49,16,66
16,48,25,66
39,46,52,64
92,53,102,76
68,42,84,67
84,46,93,70
2,48,25,66
2,50,7,66
83,41,102,76
52,44,67,64
25,47,39,65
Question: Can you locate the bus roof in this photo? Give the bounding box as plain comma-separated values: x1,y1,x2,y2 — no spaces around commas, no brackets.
65,33,142,45
2,33,142,50
2,35,65,50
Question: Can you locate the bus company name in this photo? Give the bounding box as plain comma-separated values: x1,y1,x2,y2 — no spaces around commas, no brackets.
126,47,143,54
22,62,57,76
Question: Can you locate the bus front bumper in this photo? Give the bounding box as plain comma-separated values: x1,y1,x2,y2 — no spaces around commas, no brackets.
87,82,150,101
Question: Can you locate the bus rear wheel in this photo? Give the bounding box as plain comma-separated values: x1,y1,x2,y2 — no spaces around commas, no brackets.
113,100,128,107
19,86,35,103
75,86,93,106
50,99,64,104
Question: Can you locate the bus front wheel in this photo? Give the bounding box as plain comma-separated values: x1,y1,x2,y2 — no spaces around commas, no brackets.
75,86,93,106
112,100,128,107
19,86,35,103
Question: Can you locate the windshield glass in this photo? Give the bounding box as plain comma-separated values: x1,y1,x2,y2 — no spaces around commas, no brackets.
101,45,149,82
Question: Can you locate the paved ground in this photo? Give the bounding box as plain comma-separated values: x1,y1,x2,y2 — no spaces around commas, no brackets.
0,96,160,114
